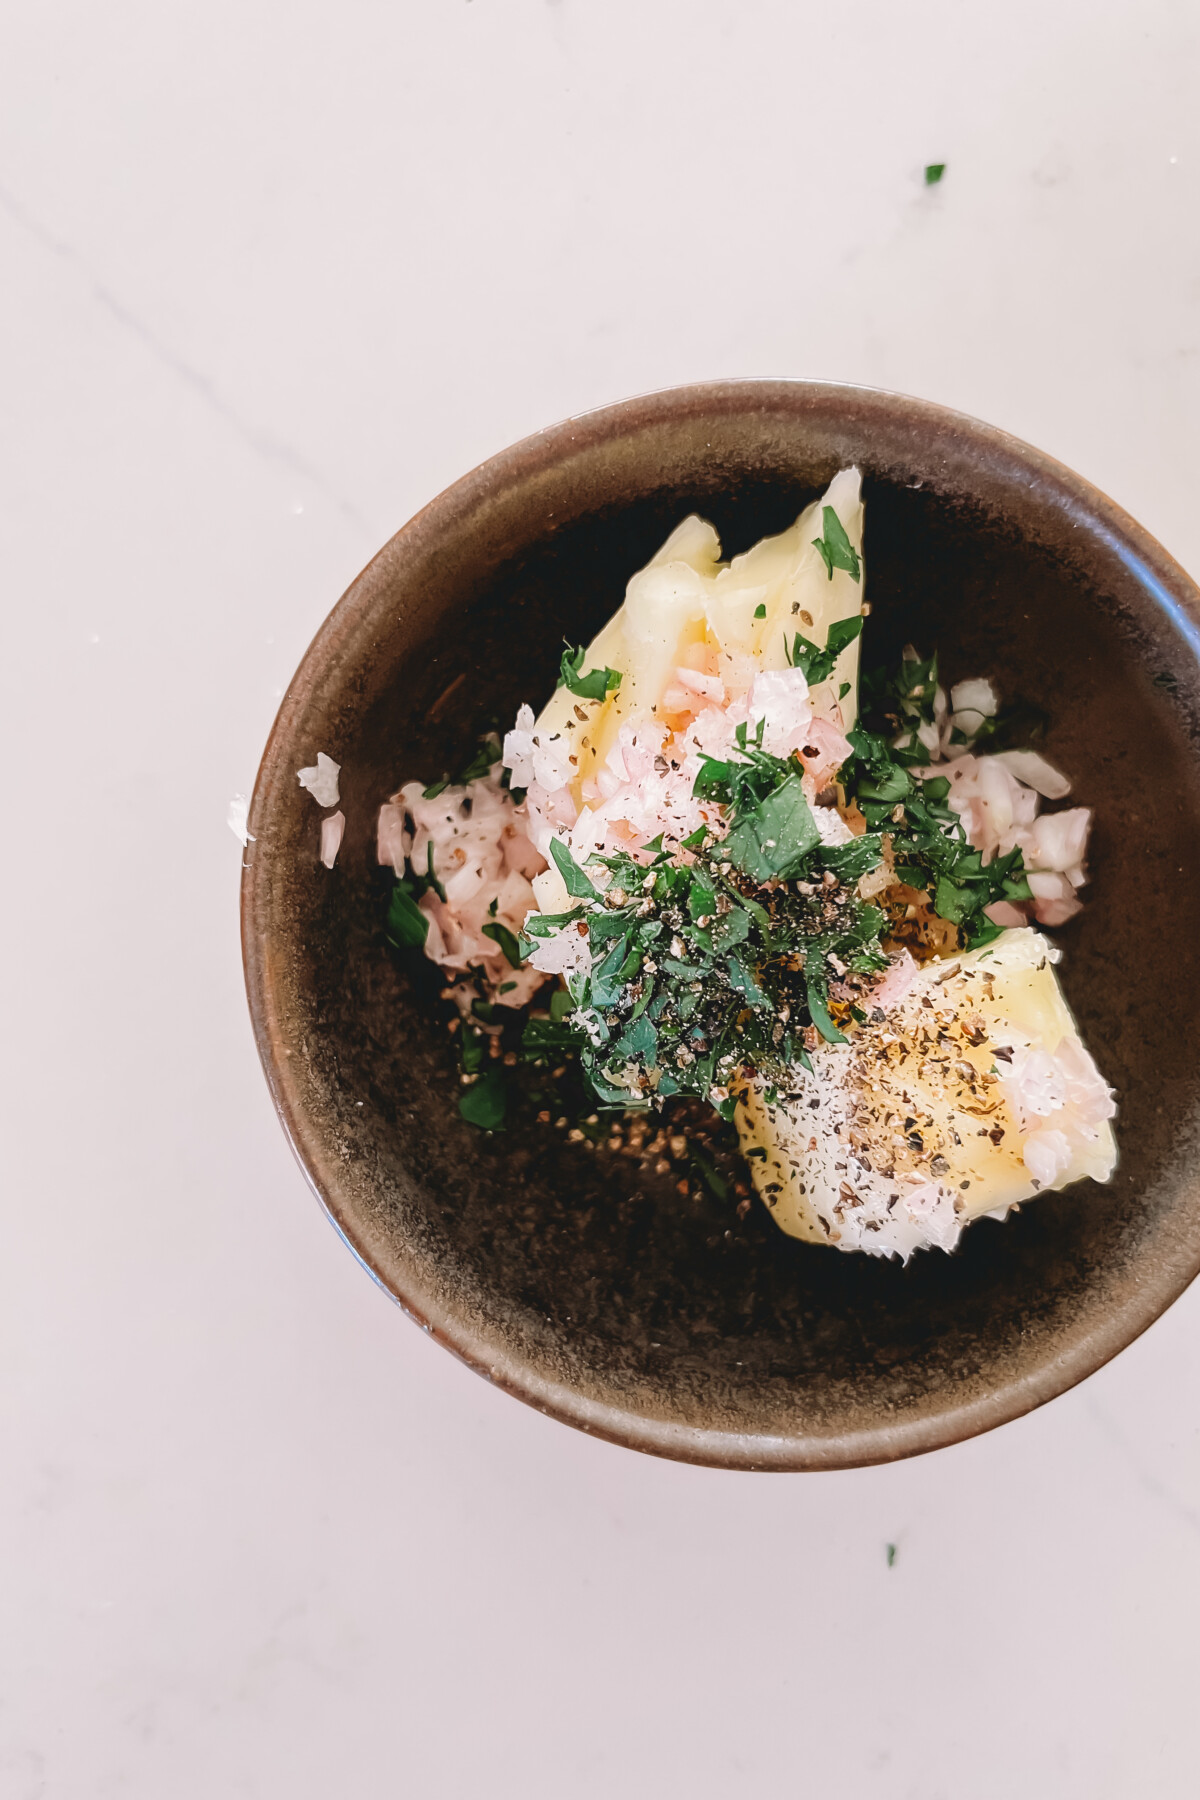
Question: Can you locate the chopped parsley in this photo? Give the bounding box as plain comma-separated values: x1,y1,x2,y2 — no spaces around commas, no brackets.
421,734,504,798
689,1143,729,1200
811,507,862,583
482,921,523,967
522,1014,585,1055
425,841,447,902
860,648,1047,766
457,738,503,782
540,779,895,1112
786,613,864,684
395,642,1037,1134
924,163,946,185
517,649,1033,1115
459,1068,507,1131
860,647,939,756
720,774,820,882
385,881,428,949
558,643,623,703
550,835,602,900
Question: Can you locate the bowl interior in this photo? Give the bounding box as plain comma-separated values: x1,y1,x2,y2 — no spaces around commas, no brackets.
245,385,1200,1468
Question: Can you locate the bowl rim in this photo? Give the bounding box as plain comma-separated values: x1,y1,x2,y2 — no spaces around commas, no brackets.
242,377,1200,1472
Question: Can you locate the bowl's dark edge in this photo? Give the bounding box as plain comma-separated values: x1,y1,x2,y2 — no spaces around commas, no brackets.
242,377,1200,1472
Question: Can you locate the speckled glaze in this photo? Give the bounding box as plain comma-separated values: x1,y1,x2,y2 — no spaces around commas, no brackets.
242,381,1200,1471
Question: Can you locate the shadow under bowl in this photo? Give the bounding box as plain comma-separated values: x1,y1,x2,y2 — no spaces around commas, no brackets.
243,380,1200,1470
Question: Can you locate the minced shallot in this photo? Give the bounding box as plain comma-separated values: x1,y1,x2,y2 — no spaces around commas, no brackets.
298,751,341,807
889,654,1092,928
320,810,345,869
379,765,547,1007
227,794,255,847
915,746,1090,927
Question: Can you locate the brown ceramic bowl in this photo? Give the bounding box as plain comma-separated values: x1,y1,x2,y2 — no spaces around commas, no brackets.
242,380,1200,1471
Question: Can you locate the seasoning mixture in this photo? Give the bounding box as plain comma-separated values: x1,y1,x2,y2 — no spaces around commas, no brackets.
376,470,1116,1257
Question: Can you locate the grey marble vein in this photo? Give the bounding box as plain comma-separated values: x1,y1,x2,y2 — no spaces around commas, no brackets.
0,180,373,538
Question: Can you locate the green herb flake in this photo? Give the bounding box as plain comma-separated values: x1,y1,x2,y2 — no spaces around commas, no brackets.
481,921,523,968
522,1015,584,1055
924,163,946,185
385,882,428,949
549,987,575,1024
509,644,1043,1132
692,755,733,799
753,603,767,620
618,945,643,981
811,506,862,583
687,873,718,923
426,840,447,902
806,983,847,1045
614,1012,657,1062
589,937,631,1009
727,952,770,1010
819,834,886,884
557,644,623,703
710,907,751,953
550,836,602,900
788,613,865,684
458,738,502,783
689,1144,729,1201
723,775,820,883
458,1069,507,1131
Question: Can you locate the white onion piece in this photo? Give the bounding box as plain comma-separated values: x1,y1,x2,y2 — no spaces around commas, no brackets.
376,802,410,872
227,794,255,846
992,749,1072,800
298,751,340,807
950,677,998,716
320,810,345,869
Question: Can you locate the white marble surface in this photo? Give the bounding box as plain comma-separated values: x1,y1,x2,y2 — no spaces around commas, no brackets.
4,3,1200,1794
